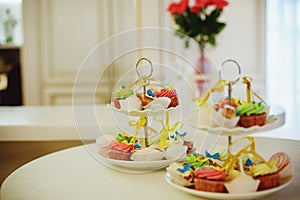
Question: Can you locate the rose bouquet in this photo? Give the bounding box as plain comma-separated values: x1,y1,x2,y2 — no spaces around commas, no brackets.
167,0,229,48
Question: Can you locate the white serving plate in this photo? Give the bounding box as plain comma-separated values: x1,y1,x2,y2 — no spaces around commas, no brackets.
96,155,178,172
188,114,278,136
109,104,180,117
165,172,293,200
187,104,285,136
94,136,187,173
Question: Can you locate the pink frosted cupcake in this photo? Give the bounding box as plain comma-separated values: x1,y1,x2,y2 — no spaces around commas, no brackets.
194,167,227,193
108,141,133,161
154,89,178,108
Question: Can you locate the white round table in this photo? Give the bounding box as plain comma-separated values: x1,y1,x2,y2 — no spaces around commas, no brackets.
1,137,300,200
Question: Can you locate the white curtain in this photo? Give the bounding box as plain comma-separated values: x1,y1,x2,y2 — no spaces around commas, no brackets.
266,0,300,128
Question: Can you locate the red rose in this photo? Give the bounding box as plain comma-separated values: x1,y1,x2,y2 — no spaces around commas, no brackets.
190,5,200,14
213,0,229,9
167,0,189,15
195,0,215,8
195,0,228,9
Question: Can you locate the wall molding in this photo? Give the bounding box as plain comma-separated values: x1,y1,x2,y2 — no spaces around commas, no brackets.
22,0,42,105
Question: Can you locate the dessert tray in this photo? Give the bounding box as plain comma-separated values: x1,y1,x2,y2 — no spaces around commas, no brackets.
108,101,180,117
164,136,294,199
187,111,280,136
164,60,292,198
96,58,191,172
189,59,284,136
165,172,293,200
96,154,181,172
95,134,187,172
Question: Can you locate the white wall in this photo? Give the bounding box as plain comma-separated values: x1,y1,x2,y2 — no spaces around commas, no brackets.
22,0,266,105
208,0,266,97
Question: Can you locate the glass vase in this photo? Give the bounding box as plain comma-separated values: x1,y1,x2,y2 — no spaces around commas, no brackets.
194,49,210,96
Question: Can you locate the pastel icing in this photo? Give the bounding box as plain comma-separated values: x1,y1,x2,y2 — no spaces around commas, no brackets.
114,85,134,99
185,153,210,168
155,89,177,98
214,98,241,110
195,167,225,180
110,141,133,153
236,102,265,116
116,132,136,145
249,160,278,177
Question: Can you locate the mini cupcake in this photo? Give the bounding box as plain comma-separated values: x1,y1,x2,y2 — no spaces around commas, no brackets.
154,88,179,108
108,141,133,161
166,136,293,194
194,167,227,193
113,85,134,109
249,160,280,190
269,152,294,181
236,102,266,128
213,105,240,128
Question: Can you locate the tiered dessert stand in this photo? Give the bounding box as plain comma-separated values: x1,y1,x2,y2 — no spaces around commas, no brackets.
189,59,285,151
165,59,291,199
97,58,185,172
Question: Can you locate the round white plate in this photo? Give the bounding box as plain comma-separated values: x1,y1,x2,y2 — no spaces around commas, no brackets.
187,104,285,136
96,154,177,172
108,104,180,117
188,114,278,136
165,172,293,200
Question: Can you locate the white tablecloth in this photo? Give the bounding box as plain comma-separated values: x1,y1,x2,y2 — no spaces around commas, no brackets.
1,137,300,200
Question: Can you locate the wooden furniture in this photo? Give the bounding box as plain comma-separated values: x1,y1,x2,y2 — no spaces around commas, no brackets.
0,45,22,105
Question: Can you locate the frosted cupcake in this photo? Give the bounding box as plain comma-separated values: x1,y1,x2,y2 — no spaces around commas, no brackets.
236,102,266,128
108,141,134,161
166,137,293,194
194,167,227,193
213,105,240,128
154,88,179,108
113,85,135,109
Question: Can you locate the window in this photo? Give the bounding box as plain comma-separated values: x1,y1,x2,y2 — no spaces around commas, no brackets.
266,0,300,128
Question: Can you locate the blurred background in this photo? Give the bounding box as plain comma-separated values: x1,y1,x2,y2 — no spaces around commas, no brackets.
0,0,298,127
0,0,299,184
